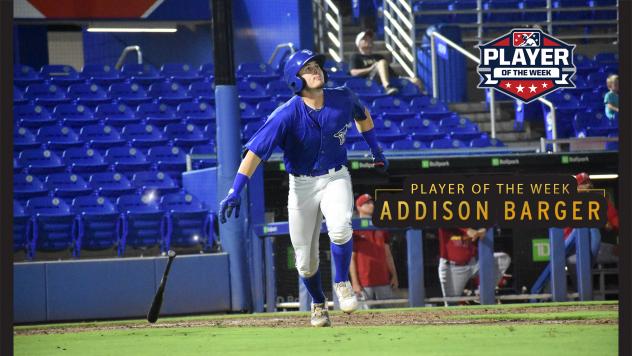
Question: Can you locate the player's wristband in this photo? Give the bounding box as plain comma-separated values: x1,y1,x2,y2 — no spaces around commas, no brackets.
361,128,382,155
229,173,249,196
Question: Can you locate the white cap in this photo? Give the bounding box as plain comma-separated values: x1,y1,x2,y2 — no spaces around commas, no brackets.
355,30,373,48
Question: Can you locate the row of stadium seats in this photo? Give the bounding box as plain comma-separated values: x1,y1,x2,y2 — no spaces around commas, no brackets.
13,190,215,260
414,0,617,24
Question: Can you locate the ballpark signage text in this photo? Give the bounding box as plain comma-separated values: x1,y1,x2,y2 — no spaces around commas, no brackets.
478,29,576,103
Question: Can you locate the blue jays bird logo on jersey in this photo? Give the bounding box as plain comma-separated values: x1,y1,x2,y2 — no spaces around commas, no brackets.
334,123,352,145
478,29,576,103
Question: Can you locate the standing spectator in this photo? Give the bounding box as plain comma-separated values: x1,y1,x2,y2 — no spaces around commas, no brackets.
350,30,424,95
438,228,511,306
350,194,398,308
604,74,619,120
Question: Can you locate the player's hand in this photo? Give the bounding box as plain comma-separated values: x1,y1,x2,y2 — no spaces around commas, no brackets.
372,150,389,173
390,275,399,289
353,283,363,296
219,191,241,224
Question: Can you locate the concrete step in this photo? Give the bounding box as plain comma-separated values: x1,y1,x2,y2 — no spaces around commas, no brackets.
495,131,537,142
478,121,516,132
504,140,542,149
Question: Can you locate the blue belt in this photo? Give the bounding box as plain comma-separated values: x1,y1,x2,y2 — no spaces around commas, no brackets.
291,164,344,178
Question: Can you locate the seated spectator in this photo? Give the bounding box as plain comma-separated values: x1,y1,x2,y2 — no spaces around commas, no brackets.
350,30,424,95
350,194,398,309
604,74,619,120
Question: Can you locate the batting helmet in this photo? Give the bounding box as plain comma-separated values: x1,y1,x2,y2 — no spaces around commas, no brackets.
283,49,327,93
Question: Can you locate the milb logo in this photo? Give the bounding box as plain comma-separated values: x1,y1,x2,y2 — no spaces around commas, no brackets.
477,29,576,103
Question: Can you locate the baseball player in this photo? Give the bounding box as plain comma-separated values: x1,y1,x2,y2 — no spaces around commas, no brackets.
219,49,388,327
438,228,511,306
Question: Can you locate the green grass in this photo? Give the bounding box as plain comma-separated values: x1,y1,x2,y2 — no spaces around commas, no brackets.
448,310,618,321
16,324,617,356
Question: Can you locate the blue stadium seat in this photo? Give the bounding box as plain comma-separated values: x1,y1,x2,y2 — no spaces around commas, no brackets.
82,64,124,86
574,54,598,76
266,80,293,101
587,72,609,89
26,196,76,256
189,144,217,169
24,83,71,108
350,141,370,151
149,81,192,106
390,139,426,150
573,111,608,137
18,149,66,175
188,81,215,102
242,122,263,143
63,147,109,175
104,146,152,173
403,118,447,142
256,100,281,116
541,91,585,138
373,119,406,143
438,116,471,130
161,63,203,84
484,0,522,22
13,200,30,256
594,52,618,65
372,97,413,122
239,101,263,123
413,0,451,24
164,123,208,148
121,63,164,85
580,92,603,111
40,64,83,86
469,137,492,148
14,173,48,201
161,192,213,251
430,138,466,149
450,123,482,141
420,102,451,121
137,102,180,127
67,83,112,106
237,62,276,77
178,101,215,126
79,124,126,150
345,125,362,144
95,103,140,128
204,124,216,141
14,127,41,152
13,86,29,104
72,195,120,254
198,63,215,77
147,146,187,172
392,78,422,100
572,76,596,97
132,171,180,194
589,0,617,19
44,173,92,201
15,104,56,128
36,125,83,151
450,0,477,23
117,193,165,254
108,82,152,106
237,80,272,104
53,103,99,128
520,0,547,21
89,172,135,197
121,123,168,148
14,64,43,88
409,96,438,113
344,78,387,102
552,0,592,20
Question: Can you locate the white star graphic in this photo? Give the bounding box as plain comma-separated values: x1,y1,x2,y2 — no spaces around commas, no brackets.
541,82,548,88
529,84,537,93
505,82,512,88
516,84,524,93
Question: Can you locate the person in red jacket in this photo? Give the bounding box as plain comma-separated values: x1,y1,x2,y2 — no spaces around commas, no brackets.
438,227,511,306
349,194,398,308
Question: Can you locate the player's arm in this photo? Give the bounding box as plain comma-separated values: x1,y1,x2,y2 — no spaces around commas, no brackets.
353,107,388,171
606,103,619,112
349,252,363,295
384,244,398,289
219,150,263,223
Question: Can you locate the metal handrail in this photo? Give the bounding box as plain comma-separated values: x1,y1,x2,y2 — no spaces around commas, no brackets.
312,0,343,62
413,5,618,15
114,45,142,70
267,43,296,66
384,0,417,78
430,31,560,149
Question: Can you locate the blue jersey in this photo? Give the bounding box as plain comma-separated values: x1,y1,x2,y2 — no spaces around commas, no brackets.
245,87,366,175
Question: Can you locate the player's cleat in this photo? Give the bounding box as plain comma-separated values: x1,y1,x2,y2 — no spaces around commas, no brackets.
385,86,399,95
311,300,331,327
334,281,358,313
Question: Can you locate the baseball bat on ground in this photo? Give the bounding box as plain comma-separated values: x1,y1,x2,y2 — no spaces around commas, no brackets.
147,250,177,323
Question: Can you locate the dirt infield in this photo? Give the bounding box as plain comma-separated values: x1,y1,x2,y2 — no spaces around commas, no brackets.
16,302,617,335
